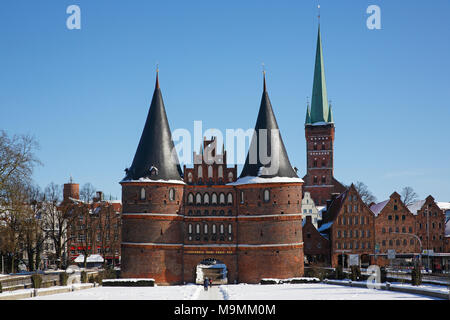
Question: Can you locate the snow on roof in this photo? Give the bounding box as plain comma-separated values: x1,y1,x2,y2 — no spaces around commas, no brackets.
121,178,186,185
316,206,326,213
407,200,426,215
370,199,390,216
228,176,304,186
318,221,333,232
437,202,450,211
74,254,104,263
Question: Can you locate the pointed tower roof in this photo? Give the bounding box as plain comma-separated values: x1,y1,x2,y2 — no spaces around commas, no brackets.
233,73,302,185
305,103,312,125
309,25,331,125
123,72,183,182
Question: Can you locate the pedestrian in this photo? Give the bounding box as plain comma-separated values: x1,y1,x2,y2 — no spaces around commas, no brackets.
203,277,208,290
209,278,212,287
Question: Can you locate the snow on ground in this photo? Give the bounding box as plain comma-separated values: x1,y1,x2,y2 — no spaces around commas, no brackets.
21,282,443,300
219,283,440,300
26,284,199,300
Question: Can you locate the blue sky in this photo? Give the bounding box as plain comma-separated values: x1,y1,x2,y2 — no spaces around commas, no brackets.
0,0,449,203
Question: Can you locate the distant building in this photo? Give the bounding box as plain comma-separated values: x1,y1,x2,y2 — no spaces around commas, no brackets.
302,215,330,265
63,181,122,267
302,26,346,206
301,192,322,228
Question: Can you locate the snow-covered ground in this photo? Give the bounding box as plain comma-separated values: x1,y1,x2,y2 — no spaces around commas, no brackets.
23,283,442,300
26,284,200,300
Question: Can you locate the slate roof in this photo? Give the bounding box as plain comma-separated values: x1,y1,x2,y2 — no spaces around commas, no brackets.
370,199,390,217
123,72,183,182
239,73,299,180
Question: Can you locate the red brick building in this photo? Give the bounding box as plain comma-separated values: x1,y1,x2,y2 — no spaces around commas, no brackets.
302,26,346,206
318,184,375,268
370,192,418,266
120,72,304,284
408,196,446,254
63,182,122,266
302,215,330,265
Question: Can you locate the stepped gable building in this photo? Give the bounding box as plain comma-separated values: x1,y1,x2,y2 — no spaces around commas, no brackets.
120,71,304,284
370,192,418,265
303,26,346,206
408,196,446,254
318,184,375,268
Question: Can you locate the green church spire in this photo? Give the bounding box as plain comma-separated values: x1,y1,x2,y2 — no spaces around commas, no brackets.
309,25,332,125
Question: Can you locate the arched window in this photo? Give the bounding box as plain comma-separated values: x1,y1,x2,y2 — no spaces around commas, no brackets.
140,188,146,200
218,166,223,178
197,166,203,178
220,224,224,234
188,224,193,234
228,172,233,182
188,210,193,216
228,224,232,234
187,193,194,204
227,193,233,205
220,210,225,215
196,224,200,234
196,193,202,205
169,188,175,201
203,193,210,205
211,193,218,204
263,189,270,202
204,224,208,234
219,193,225,204
208,166,213,178
212,224,217,234
188,172,193,183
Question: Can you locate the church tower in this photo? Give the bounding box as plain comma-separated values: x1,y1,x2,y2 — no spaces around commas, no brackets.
303,25,346,206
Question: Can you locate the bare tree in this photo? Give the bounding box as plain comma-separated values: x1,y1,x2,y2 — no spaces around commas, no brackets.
80,183,96,203
42,182,77,269
353,181,377,205
0,130,41,194
400,186,419,206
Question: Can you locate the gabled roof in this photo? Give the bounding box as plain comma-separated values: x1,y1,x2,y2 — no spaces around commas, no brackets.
320,189,348,225
238,73,300,182
122,72,183,182
370,199,389,217
407,200,426,215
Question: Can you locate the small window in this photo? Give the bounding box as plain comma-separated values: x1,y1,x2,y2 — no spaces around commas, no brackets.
140,188,146,200
227,193,233,205
203,193,210,205
188,172,193,183
228,224,232,234
187,193,194,204
218,166,223,178
212,193,218,204
196,193,202,205
196,224,200,234
220,224,224,234
169,188,175,201
188,224,193,234
240,191,244,204
219,193,225,204
263,189,270,202
197,166,203,178
208,166,213,178
204,224,208,234
228,172,234,182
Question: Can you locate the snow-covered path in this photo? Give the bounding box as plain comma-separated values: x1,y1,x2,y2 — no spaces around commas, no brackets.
194,286,224,300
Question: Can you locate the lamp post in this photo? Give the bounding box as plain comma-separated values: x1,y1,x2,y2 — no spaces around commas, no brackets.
391,231,422,268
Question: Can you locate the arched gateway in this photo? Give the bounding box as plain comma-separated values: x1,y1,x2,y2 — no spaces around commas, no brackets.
195,258,228,285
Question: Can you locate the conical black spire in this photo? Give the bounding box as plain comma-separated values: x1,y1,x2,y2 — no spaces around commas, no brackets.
124,72,182,181
239,75,298,179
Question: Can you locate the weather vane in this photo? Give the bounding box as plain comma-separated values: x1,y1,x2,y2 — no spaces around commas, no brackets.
318,2,321,21
262,62,265,75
